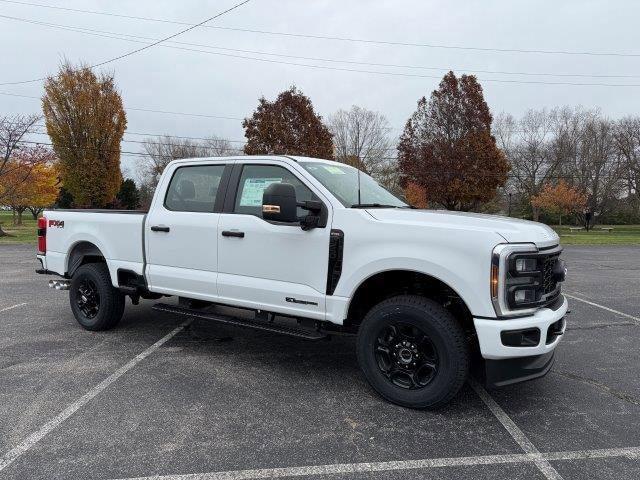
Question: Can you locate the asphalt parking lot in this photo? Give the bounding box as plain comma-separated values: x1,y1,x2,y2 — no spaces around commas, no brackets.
1,244,639,480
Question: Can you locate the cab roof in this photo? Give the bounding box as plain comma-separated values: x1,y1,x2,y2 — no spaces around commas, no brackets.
167,155,343,166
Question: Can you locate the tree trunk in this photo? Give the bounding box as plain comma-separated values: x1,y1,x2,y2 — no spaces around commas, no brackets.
13,208,25,226
0,224,14,237
28,207,43,219
532,205,540,222
559,214,562,226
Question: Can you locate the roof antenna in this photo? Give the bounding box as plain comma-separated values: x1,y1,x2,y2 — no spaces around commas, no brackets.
357,159,362,206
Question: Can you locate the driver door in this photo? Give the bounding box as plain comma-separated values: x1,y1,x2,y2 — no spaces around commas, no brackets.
216,161,331,320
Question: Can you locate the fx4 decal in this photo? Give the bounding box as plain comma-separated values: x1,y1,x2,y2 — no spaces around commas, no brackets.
48,220,64,228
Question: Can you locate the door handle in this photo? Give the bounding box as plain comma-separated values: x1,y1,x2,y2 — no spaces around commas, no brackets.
221,230,245,238
150,225,170,232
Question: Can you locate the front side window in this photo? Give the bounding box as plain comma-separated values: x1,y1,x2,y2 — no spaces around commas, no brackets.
300,162,408,208
165,165,225,212
234,164,319,217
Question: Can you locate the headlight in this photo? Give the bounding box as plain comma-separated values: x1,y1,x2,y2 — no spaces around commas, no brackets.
514,288,537,304
514,258,537,273
491,244,563,317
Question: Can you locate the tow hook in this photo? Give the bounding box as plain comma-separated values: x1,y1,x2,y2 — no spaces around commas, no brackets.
49,279,71,290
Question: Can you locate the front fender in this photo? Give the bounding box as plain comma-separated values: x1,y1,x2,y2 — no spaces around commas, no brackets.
335,257,494,318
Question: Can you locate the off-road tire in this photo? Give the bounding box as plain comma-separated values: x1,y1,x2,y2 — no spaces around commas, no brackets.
69,263,125,331
356,295,469,409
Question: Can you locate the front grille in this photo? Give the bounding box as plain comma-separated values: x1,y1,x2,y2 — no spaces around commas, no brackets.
542,255,559,295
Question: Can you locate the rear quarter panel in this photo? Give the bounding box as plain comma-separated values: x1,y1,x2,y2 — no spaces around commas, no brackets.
42,210,145,287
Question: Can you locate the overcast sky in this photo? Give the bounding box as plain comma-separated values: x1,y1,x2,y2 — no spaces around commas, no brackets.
2,0,640,176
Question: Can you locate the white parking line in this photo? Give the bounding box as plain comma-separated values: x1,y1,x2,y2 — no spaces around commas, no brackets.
565,293,640,325
0,302,27,313
469,379,563,480
113,446,640,480
0,320,192,473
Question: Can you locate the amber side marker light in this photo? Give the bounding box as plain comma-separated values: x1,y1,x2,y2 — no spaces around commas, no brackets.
491,264,499,298
262,205,281,214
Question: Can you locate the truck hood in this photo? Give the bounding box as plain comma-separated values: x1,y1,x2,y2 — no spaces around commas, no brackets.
366,209,559,247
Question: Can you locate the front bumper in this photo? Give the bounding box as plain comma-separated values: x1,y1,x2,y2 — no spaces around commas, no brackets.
473,294,568,360
484,350,555,388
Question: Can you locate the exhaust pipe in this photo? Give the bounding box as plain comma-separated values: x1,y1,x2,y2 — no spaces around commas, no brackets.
48,279,71,290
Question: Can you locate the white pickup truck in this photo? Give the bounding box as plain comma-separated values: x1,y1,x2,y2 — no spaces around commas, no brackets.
36,155,568,408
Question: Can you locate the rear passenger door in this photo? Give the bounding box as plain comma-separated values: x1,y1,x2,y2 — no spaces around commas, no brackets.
145,162,231,300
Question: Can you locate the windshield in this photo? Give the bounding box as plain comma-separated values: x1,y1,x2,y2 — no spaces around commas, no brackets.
300,162,409,208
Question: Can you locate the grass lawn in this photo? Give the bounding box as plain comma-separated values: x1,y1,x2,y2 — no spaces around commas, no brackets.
552,224,640,245
0,211,38,244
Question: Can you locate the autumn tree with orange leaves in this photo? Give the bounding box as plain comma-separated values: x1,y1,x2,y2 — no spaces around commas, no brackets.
404,182,428,209
531,181,587,225
398,71,509,211
0,146,58,225
243,86,333,158
43,63,126,207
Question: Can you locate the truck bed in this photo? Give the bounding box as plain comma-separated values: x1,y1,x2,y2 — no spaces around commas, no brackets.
40,209,147,285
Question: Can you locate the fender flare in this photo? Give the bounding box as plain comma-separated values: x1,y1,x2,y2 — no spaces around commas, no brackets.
67,241,105,277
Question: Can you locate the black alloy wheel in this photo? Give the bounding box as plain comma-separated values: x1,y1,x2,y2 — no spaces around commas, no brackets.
69,263,125,331
75,278,100,319
374,322,439,390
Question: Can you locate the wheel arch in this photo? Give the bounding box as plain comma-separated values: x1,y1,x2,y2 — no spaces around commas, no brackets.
66,240,107,277
344,269,476,342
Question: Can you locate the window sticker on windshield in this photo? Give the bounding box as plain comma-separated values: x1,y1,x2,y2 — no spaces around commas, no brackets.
239,178,282,206
322,165,346,175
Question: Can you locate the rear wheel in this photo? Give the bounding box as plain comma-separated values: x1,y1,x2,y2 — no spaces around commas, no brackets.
356,295,469,409
70,263,125,331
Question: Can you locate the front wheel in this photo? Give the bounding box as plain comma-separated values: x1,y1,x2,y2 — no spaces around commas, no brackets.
69,263,125,331
356,295,469,409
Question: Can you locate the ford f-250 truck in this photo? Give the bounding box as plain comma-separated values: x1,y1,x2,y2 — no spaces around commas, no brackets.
36,155,568,408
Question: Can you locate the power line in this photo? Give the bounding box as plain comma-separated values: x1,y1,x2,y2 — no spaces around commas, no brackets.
2,0,639,58
2,14,638,80
0,91,244,120
0,0,252,86
28,129,404,154
3,92,402,134
2,16,639,88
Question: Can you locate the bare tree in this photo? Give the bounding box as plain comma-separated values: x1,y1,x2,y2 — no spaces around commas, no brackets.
204,136,237,157
614,117,640,204
495,109,561,220
562,116,623,228
329,106,397,188
498,107,627,226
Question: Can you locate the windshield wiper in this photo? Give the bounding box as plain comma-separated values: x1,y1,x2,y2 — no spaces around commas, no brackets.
350,203,410,209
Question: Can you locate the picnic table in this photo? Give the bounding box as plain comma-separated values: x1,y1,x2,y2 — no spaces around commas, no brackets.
568,227,584,232
599,227,614,233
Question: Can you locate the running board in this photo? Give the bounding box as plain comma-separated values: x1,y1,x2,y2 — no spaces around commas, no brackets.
152,303,328,341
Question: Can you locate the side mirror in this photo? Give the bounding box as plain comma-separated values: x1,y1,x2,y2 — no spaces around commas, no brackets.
262,183,298,223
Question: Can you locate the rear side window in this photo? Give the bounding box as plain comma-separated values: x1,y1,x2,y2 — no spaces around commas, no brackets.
233,164,319,217
165,165,225,212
